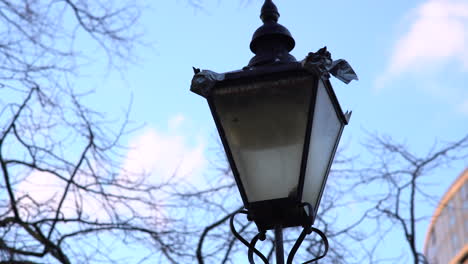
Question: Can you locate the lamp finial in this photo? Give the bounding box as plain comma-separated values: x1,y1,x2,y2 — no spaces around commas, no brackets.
248,0,296,66
260,0,279,22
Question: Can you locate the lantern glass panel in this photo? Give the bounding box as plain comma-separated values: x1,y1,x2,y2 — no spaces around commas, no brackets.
213,76,314,202
302,79,343,213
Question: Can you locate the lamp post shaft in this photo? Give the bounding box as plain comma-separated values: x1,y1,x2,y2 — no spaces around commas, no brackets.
275,226,284,264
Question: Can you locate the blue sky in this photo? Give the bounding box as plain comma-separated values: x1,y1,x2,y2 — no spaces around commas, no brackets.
73,0,468,260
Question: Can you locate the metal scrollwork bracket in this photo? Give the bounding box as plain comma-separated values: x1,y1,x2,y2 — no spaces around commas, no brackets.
229,204,329,264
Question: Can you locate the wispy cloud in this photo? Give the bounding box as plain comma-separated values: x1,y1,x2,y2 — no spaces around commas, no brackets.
376,0,468,88
15,115,207,221
458,98,468,115
122,114,206,181
16,170,108,221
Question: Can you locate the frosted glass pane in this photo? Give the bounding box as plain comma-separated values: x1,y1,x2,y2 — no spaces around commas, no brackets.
214,77,313,202
303,80,342,212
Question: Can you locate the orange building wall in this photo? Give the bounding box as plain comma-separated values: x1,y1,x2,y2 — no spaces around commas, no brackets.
424,169,468,264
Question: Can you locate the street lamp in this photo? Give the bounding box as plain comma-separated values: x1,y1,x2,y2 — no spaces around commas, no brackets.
190,0,357,263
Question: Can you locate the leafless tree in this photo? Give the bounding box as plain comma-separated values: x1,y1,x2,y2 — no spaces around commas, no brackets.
0,1,184,263
349,133,468,264
170,133,468,264
165,144,370,264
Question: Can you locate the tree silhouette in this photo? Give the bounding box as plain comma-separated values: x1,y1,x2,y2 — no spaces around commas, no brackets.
175,134,467,263
0,1,178,263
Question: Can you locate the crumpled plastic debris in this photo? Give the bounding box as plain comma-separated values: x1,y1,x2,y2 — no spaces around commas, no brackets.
301,47,358,84
190,68,225,97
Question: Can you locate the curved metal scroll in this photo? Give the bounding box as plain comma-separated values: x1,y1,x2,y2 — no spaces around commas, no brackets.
286,203,329,264
230,204,329,264
230,210,269,264
248,232,267,263
286,227,329,264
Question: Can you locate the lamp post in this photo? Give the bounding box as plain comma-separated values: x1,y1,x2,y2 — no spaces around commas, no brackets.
190,1,357,263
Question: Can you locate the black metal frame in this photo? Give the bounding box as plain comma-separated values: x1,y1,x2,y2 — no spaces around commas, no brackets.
203,63,312,213
297,77,349,221
296,76,319,212
206,62,306,205
200,62,348,231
